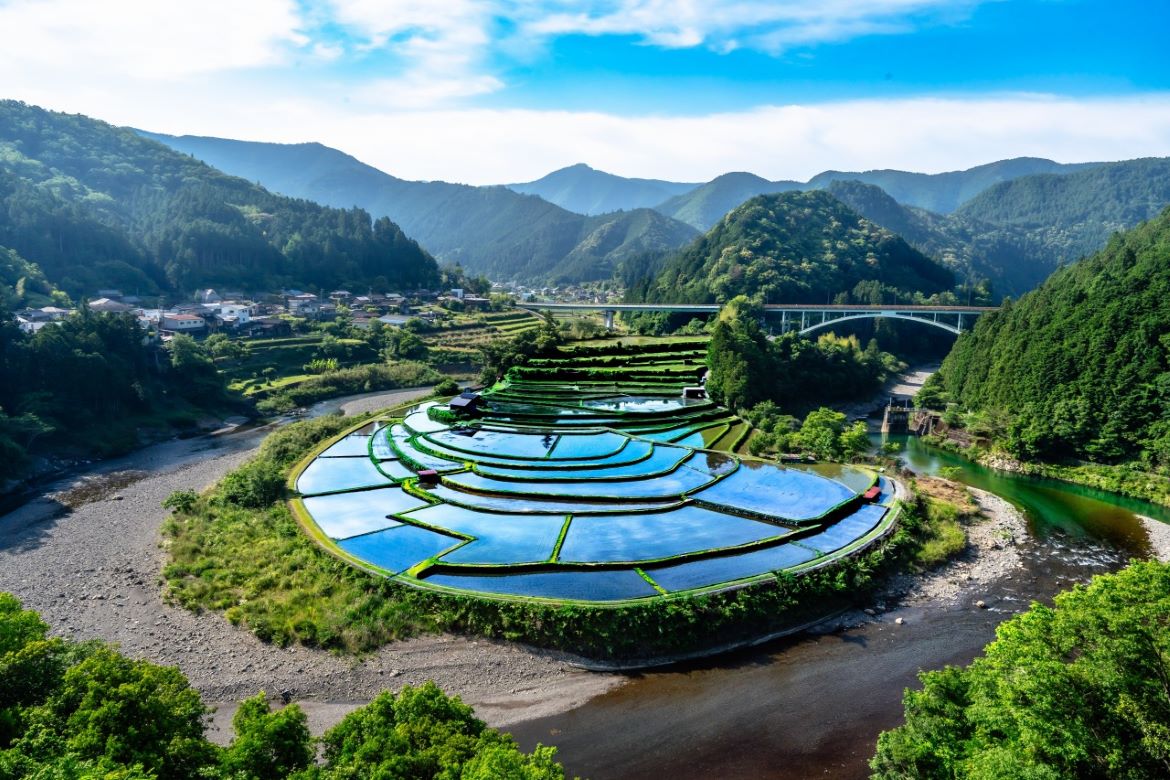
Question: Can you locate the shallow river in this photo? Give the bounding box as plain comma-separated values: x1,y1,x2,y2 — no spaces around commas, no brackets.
508,436,1170,779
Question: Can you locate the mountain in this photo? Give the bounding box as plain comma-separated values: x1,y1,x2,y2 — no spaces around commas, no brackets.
630,190,954,304
0,102,438,296
653,172,801,231
652,158,1096,233
807,157,1100,215
955,157,1170,263
143,133,699,282
929,205,1170,465
825,180,1057,298
507,163,698,215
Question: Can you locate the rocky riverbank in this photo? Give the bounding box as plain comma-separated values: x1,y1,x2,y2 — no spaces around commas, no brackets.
812,479,1028,633
0,386,620,743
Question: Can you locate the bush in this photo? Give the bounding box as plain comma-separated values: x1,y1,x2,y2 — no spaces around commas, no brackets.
434,378,460,396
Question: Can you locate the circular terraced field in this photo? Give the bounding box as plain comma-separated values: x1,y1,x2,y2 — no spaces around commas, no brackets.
290,388,898,604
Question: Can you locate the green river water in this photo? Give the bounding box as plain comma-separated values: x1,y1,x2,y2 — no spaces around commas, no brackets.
887,434,1170,558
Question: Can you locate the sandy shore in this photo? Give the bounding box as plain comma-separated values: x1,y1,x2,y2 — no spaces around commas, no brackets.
0,386,620,743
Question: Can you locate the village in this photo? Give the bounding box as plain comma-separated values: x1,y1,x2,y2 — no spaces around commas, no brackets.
11,280,623,340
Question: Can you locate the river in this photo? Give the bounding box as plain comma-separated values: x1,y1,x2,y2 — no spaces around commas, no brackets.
507,435,1170,779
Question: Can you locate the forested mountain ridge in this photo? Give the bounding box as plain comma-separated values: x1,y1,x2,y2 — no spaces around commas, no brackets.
651,157,1097,232
507,162,698,215
0,101,439,296
826,180,1057,298
143,132,699,282
629,190,955,305
955,157,1170,265
925,205,1170,466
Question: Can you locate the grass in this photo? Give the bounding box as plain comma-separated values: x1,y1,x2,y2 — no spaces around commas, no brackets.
910,478,976,569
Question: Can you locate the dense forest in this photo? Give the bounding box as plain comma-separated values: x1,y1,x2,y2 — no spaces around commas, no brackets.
956,157,1170,263
0,593,565,778
628,190,955,305
921,206,1170,467
827,180,1049,298
871,561,1170,779
0,102,440,296
144,132,700,283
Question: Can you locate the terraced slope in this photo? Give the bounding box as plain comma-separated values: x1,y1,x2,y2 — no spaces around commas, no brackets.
289,345,897,604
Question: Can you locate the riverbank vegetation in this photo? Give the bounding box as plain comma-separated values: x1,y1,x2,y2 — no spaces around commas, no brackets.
871,560,1170,779
916,208,1170,506
0,307,239,484
0,593,566,779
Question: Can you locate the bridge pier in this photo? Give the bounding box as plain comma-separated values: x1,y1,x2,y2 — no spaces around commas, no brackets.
603,309,615,330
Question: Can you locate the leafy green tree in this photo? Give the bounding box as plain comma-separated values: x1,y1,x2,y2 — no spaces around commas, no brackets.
872,561,1170,779
221,693,312,780
797,408,848,460
31,647,215,779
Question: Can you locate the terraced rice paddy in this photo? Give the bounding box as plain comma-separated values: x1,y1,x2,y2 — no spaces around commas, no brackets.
289,346,898,604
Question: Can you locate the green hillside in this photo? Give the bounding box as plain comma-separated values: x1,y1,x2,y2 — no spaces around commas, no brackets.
654,158,1096,233
808,157,1098,215
142,132,699,282
507,162,697,215
955,157,1170,266
826,180,1055,298
928,206,1170,465
653,172,800,231
0,244,60,309
631,190,954,304
0,101,439,296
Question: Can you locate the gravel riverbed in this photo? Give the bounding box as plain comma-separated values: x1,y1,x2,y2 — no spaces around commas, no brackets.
0,387,620,742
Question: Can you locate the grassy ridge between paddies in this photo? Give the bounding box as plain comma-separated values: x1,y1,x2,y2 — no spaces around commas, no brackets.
163,411,972,661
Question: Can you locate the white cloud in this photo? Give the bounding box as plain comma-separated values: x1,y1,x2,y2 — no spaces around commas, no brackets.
325,0,505,107
0,0,306,80
36,85,1167,185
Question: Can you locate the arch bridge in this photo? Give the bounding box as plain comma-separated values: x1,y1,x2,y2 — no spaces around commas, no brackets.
764,304,995,336
517,301,995,334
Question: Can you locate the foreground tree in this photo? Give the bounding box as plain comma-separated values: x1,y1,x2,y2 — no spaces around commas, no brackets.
871,561,1170,779
0,594,568,779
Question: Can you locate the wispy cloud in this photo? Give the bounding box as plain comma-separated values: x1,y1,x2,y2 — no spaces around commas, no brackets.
523,0,984,54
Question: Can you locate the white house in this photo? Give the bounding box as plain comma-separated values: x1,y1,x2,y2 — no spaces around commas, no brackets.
161,313,206,332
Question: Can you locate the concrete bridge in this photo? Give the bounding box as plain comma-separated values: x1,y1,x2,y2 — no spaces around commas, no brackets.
517,301,996,335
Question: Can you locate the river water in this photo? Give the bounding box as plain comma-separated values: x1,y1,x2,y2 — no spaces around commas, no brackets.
508,436,1170,779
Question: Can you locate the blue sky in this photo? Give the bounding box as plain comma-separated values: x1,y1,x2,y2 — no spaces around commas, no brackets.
1,0,1169,182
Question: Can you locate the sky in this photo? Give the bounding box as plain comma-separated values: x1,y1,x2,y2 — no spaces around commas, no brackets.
1,0,1169,183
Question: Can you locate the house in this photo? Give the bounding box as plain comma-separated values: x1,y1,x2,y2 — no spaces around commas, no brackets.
463,296,490,311
329,290,352,302
160,313,207,333
449,288,465,300
287,293,320,316
87,297,135,313
448,391,482,416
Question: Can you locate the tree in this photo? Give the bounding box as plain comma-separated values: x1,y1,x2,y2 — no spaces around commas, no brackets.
37,647,215,779
797,408,848,460
221,693,312,780
872,561,1170,779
